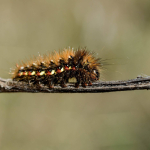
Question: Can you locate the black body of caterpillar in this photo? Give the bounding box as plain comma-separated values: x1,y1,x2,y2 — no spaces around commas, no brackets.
12,48,101,88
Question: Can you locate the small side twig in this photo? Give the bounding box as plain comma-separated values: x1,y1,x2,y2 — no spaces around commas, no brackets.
0,76,150,93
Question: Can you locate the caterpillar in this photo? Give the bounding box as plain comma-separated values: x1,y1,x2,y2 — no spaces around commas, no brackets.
12,48,101,88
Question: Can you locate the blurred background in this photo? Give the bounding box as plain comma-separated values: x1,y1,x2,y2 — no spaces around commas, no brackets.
0,0,150,150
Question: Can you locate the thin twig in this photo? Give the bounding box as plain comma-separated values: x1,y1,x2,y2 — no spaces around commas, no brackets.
0,76,150,93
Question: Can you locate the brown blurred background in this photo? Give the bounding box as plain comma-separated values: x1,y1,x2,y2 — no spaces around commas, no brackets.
0,0,150,150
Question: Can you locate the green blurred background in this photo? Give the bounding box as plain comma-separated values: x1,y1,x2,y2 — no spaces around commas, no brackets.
0,0,150,150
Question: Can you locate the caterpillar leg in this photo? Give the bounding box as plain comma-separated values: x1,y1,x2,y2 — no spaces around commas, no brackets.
48,79,54,89
81,76,88,87
75,77,80,88
35,81,42,89
81,70,88,88
81,82,87,88
60,80,67,88
88,81,92,86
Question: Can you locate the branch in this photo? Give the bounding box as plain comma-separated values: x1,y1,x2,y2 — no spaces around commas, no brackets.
0,76,150,93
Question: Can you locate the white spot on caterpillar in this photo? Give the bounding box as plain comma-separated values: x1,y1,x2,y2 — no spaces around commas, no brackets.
32,63,37,66
40,71,45,76
61,67,64,72
20,67,24,70
31,71,36,75
93,70,96,74
51,70,55,75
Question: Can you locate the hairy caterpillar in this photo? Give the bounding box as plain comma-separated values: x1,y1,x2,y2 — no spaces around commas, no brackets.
12,48,101,88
